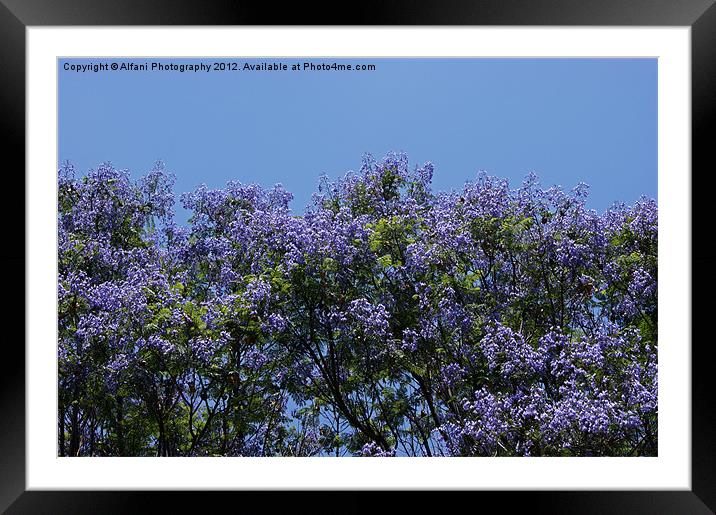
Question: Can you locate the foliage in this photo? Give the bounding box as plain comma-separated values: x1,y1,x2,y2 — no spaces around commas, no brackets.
58,153,657,457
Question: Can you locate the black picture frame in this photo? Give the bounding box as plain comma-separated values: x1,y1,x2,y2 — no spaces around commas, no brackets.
2,1,714,513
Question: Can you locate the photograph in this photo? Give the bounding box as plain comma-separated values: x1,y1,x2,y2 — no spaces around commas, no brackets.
57,57,658,458
3,0,712,508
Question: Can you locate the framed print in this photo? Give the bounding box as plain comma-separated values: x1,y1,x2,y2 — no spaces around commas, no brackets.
2,0,715,512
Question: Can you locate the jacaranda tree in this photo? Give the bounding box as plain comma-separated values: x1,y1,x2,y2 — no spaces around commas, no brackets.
58,153,657,457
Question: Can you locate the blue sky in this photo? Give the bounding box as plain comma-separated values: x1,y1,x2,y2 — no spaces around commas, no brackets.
59,58,656,223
